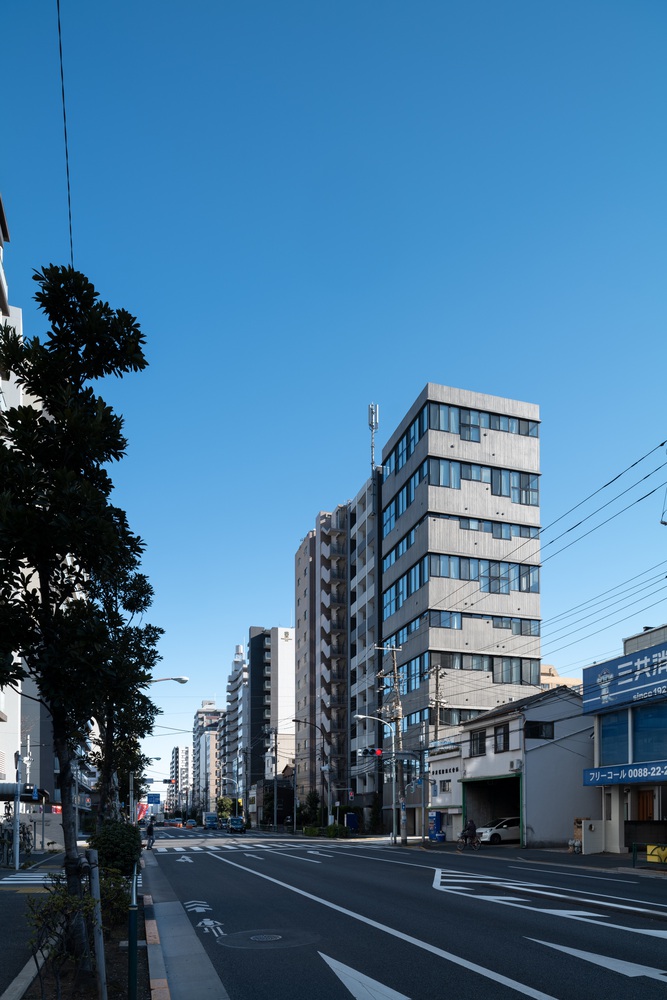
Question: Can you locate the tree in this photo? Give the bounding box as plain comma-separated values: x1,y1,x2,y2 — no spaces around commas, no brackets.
86,568,163,826
0,265,151,898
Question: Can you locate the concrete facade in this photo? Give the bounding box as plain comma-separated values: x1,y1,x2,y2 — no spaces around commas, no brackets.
375,384,544,836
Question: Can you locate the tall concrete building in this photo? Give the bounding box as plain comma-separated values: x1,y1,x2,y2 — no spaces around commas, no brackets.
168,745,192,816
246,626,295,821
349,476,382,809
294,509,349,817
221,644,248,811
370,383,542,835
296,384,543,836
192,700,223,813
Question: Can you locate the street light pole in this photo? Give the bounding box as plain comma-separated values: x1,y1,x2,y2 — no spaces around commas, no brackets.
293,718,329,827
354,714,397,845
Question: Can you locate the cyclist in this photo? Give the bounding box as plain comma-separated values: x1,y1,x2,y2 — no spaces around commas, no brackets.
460,818,477,845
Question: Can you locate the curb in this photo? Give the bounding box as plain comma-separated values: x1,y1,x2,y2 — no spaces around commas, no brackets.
143,893,171,1000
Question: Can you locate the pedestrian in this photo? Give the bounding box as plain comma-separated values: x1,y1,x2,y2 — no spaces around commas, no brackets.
146,818,155,850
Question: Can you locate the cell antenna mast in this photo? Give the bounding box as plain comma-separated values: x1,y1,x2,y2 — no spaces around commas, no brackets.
368,403,379,473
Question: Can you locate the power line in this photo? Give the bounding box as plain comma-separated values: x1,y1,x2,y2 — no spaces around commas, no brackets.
56,0,74,267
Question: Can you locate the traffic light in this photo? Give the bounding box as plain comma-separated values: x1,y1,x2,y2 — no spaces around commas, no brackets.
357,748,383,757
163,779,176,784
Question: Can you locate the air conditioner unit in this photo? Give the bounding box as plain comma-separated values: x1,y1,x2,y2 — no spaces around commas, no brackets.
510,759,523,771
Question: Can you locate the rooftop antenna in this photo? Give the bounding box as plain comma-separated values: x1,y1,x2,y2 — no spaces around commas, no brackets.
368,402,379,516
368,403,379,472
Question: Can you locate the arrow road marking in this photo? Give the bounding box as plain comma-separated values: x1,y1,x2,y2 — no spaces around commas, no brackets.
184,900,212,913
308,851,335,858
320,953,411,999
529,939,667,981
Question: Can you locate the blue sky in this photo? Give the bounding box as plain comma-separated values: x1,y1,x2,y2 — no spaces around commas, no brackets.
3,1,667,777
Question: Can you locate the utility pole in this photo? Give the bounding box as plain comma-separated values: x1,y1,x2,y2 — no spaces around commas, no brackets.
273,727,278,833
375,644,407,846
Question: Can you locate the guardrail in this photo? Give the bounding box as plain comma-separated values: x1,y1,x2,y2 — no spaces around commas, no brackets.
632,842,667,868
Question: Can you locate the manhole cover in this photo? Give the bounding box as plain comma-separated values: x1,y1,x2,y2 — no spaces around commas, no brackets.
218,928,320,950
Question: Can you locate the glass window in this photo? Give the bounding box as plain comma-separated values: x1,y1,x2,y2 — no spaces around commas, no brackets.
633,704,667,762
524,720,554,740
600,710,628,764
470,729,486,756
494,724,509,753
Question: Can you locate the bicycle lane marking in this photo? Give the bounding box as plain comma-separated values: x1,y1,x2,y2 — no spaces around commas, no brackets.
207,851,558,1000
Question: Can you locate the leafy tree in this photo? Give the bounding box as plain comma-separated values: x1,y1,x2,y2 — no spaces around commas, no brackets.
86,568,163,826
0,265,151,898
302,789,321,825
216,796,233,820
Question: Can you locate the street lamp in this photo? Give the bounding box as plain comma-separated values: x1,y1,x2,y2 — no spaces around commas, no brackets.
150,676,189,684
355,713,397,845
293,718,329,827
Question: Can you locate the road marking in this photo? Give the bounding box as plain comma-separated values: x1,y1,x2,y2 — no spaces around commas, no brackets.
184,900,212,913
267,850,321,863
433,869,667,920
308,851,335,858
208,853,558,999
320,952,411,998
509,866,638,884
529,939,667,981
197,918,226,938
176,857,193,863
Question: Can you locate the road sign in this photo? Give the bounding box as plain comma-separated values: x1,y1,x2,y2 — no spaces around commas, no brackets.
147,793,161,804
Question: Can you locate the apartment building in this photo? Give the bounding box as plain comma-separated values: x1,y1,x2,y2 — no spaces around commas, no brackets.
349,476,382,808
192,700,223,813
371,383,543,834
246,627,295,821
168,745,192,816
221,644,249,811
294,509,348,819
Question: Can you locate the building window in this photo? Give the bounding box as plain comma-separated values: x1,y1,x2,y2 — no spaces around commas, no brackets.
524,720,554,740
439,780,451,793
470,729,486,756
494,724,510,753
632,703,667,763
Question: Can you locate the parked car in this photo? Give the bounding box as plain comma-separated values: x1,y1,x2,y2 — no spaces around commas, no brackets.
476,817,521,845
185,819,197,828
228,816,246,834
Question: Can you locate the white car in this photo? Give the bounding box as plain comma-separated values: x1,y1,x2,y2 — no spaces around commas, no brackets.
476,817,521,845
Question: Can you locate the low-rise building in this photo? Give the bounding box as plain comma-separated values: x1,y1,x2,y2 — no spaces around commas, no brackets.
581,624,667,853
456,686,597,847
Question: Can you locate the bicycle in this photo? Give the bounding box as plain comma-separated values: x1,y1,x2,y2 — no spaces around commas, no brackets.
456,833,481,851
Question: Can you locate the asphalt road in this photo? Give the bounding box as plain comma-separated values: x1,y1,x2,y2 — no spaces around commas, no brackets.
145,830,667,1000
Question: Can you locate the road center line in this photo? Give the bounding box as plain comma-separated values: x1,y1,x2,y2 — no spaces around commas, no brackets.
207,853,557,1000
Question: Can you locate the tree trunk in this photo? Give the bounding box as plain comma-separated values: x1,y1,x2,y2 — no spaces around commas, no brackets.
53,723,92,970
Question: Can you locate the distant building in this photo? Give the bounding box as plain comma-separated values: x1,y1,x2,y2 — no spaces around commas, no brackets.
540,664,581,691
192,700,223,813
169,745,191,815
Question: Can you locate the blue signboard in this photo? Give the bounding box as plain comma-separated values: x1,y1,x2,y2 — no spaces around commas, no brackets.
584,760,667,786
147,793,161,804
582,639,667,714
